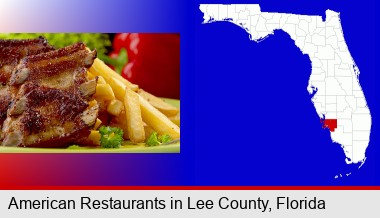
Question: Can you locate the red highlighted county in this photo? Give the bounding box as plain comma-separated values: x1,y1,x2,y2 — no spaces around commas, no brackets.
320,119,338,132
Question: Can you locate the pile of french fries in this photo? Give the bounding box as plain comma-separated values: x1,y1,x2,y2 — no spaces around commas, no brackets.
86,58,180,145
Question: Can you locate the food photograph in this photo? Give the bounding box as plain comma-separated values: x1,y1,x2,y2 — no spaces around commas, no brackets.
0,33,180,153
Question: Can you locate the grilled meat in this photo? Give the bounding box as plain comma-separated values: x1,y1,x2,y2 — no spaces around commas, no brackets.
1,42,98,147
0,37,54,82
0,37,54,126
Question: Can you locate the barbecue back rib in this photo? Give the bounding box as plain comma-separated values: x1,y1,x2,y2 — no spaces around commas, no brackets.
1,42,98,147
0,37,54,126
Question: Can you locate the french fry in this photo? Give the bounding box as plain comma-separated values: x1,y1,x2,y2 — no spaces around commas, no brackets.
138,89,179,116
139,96,180,139
87,71,95,80
110,111,130,139
88,99,98,108
124,88,145,143
108,77,127,101
94,84,115,101
88,130,101,146
97,76,107,84
89,58,138,91
94,118,102,130
168,111,180,127
122,77,138,92
90,57,180,141
107,99,123,116
106,76,180,139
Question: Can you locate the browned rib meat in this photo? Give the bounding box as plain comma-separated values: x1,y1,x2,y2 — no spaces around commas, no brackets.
1,43,98,147
0,37,54,127
0,37,54,83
